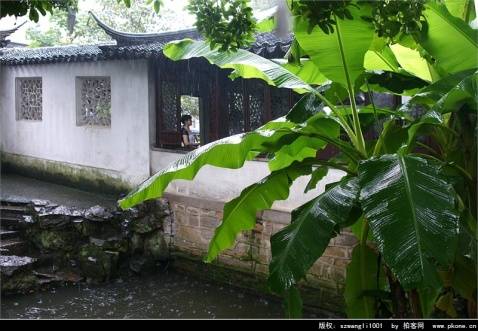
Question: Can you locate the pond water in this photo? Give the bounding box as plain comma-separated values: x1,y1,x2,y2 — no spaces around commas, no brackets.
1,270,319,319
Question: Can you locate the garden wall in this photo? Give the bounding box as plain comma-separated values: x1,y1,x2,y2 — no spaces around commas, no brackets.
165,193,357,313
0,59,152,188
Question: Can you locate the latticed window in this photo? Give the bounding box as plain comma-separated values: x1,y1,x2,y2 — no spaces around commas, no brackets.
155,62,297,148
76,77,111,127
16,78,42,121
248,80,265,131
227,80,245,136
271,88,291,119
161,80,179,131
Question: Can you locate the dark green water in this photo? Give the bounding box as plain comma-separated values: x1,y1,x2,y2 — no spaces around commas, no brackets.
1,270,321,319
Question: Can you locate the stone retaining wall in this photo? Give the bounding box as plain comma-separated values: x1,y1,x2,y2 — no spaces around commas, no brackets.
0,197,171,294
2,192,357,313
165,193,357,313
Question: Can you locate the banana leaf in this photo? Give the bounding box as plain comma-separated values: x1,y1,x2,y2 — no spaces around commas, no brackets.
358,154,460,289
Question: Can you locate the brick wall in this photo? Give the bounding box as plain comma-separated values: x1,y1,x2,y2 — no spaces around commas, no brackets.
164,193,357,313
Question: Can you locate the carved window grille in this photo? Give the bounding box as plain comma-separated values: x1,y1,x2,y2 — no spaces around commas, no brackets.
271,88,291,119
227,80,245,136
76,77,111,127
247,80,265,131
154,63,298,147
161,80,179,131
16,78,42,121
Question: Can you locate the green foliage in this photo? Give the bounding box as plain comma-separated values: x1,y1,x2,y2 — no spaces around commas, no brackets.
284,286,303,318
289,0,354,34
0,0,76,22
420,1,478,74
401,69,477,113
118,128,298,209
120,0,477,319
444,0,476,22
25,0,191,47
268,177,360,293
163,39,314,93
294,3,374,90
206,165,309,263
304,166,328,193
364,0,427,43
358,154,460,289
268,136,327,172
187,0,256,52
26,7,107,47
345,244,386,318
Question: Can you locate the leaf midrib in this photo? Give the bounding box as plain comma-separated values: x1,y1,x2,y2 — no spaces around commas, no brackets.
398,155,425,279
208,171,288,260
334,14,355,91
375,50,398,72
427,3,478,48
273,201,316,284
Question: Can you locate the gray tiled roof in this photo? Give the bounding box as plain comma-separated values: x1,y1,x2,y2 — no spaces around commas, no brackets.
0,12,293,66
0,35,291,66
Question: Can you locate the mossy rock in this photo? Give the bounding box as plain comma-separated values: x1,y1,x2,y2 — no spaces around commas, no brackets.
30,229,80,252
89,236,128,253
1,272,38,294
78,244,119,282
129,233,144,254
143,231,168,261
131,215,163,234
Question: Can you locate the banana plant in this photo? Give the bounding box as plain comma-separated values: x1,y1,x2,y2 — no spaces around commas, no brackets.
119,0,477,318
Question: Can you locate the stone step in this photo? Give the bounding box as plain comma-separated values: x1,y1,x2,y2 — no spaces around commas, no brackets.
0,216,24,230
0,239,27,256
1,204,27,212
1,208,28,218
0,229,19,240
0,255,37,277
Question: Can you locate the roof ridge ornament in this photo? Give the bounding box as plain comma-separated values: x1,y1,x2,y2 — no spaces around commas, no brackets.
88,11,200,46
0,21,27,48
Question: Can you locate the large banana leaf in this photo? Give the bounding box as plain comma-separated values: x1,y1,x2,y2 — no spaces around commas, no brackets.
444,0,476,22
400,69,477,112
389,44,439,83
163,39,314,93
373,120,409,156
418,283,442,317
206,165,309,262
421,2,478,74
304,166,329,194
285,85,344,123
432,70,478,113
364,71,429,96
293,4,374,89
268,177,360,293
284,285,303,318
118,129,295,209
345,244,386,318
364,45,401,73
405,110,449,151
453,216,477,301
358,154,460,289
281,59,328,86
268,136,326,172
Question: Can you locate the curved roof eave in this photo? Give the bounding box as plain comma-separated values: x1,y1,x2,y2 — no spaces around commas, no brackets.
88,11,200,45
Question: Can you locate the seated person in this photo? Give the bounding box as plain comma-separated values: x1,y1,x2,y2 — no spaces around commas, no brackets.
180,114,199,149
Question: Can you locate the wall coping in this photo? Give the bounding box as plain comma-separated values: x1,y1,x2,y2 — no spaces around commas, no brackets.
164,192,292,225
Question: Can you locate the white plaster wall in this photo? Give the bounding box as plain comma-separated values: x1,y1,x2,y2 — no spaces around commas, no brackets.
0,60,151,185
150,150,345,212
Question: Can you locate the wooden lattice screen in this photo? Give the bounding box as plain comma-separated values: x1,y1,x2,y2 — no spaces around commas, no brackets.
155,57,296,148
154,57,399,152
